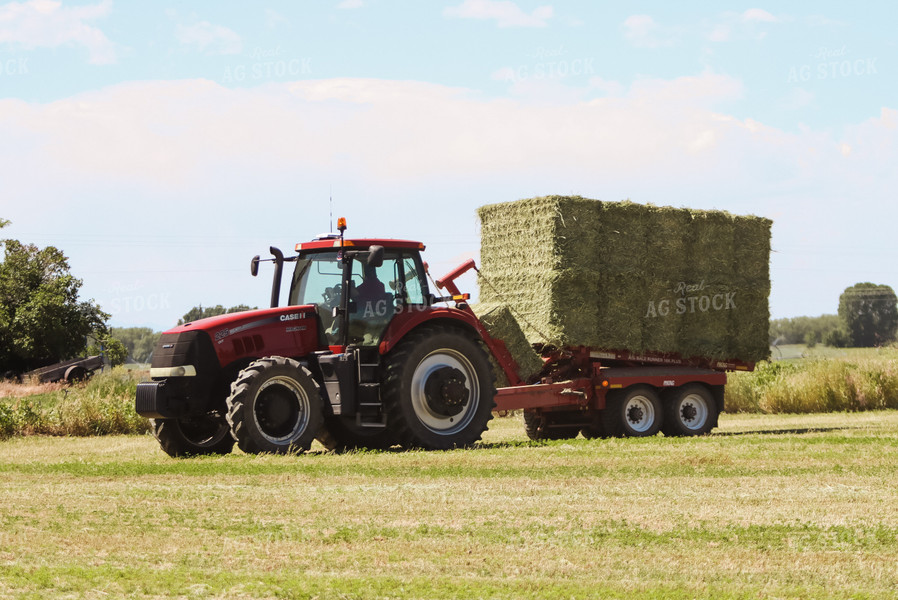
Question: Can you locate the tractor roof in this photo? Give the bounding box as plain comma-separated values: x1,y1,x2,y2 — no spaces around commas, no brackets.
296,238,426,252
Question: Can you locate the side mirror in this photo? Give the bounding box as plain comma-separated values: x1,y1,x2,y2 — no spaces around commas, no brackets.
250,255,260,277
367,245,384,268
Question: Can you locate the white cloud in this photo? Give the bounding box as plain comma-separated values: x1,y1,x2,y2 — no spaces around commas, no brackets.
264,8,289,28
0,0,117,64
176,20,242,55
741,8,778,23
337,0,364,8
706,9,784,42
622,14,679,47
443,0,553,28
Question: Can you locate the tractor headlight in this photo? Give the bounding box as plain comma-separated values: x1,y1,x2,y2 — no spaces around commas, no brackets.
150,365,197,378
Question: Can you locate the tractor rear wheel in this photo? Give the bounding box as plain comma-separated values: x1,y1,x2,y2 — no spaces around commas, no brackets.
663,384,717,436
383,325,495,450
316,415,396,452
601,386,662,438
226,357,323,454
151,414,234,457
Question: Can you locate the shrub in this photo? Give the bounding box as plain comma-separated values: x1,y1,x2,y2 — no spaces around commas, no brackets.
725,352,898,413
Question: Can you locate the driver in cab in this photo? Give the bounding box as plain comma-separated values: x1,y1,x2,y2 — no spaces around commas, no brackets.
354,263,390,319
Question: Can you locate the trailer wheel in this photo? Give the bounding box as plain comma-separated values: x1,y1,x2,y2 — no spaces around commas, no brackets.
316,416,396,452
64,365,89,383
383,325,495,450
663,384,717,436
151,415,235,458
226,357,323,454
601,386,662,437
523,410,581,440
580,417,608,439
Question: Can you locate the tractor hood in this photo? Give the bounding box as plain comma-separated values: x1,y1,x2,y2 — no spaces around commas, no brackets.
164,306,318,341
157,305,323,372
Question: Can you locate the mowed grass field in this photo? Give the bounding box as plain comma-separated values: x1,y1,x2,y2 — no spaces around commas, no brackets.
2,411,898,599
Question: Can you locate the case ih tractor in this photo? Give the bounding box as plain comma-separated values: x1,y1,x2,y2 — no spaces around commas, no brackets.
137,219,498,456
137,219,740,457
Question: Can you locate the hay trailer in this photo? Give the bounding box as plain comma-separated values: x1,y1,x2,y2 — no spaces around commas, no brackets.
437,259,751,440
136,213,760,457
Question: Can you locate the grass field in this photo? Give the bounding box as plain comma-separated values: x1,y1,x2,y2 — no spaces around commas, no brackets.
2,411,897,599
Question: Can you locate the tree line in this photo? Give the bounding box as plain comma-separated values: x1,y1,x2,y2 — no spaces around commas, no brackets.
771,283,898,348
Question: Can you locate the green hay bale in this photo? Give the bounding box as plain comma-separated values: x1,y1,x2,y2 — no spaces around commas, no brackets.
477,195,771,363
476,304,544,384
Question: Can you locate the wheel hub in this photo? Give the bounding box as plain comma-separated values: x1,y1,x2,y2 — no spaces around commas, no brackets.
681,403,697,422
256,386,300,438
627,405,645,424
423,367,469,417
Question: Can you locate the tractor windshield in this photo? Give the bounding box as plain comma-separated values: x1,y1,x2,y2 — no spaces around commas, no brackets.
289,249,430,346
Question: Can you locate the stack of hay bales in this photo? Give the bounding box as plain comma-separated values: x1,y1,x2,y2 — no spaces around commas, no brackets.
476,195,771,363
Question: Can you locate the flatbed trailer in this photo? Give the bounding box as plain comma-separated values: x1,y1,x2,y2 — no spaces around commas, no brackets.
25,355,104,384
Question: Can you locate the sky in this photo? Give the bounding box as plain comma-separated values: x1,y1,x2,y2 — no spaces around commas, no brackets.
0,0,895,331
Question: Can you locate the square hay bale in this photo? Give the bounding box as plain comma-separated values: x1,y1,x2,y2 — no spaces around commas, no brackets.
476,304,544,384
477,196,771,363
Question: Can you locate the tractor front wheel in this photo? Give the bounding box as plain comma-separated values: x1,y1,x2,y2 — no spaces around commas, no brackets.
151,414,235,457
226,357,323,454
383,325,495,450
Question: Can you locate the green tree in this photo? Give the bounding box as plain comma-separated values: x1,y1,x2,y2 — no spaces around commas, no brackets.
178,304,256,325
110,327,160,363
87,334,128,367
0,233,109,371
769,315,842,346
837,283,898,347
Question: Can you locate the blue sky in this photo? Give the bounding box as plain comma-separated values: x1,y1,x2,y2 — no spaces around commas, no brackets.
1,0,896,331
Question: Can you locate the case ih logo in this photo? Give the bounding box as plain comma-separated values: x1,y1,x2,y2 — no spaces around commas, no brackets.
280,313,305,322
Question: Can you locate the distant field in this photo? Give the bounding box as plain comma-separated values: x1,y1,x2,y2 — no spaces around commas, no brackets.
1,411,897,599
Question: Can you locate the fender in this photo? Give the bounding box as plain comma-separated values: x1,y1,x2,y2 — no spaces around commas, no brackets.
378,305,484,355
377,304,526,387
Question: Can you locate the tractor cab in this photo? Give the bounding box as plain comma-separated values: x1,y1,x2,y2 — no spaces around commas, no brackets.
289,231,431,348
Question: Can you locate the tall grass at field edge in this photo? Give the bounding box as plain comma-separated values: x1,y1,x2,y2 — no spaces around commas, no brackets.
0,367,149,439
726,352,898,413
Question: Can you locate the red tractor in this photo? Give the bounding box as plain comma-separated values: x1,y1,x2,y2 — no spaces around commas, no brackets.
137,219,498,456
137,219,742,457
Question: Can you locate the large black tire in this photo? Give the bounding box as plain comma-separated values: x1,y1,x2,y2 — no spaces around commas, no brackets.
226,357,323,454
601,386,663,438
151,415,235,458
523,410,581,441
383,325,495,450
663,384,717,436
316,415,397,452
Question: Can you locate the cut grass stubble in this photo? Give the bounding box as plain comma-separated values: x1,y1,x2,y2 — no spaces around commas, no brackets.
1,412,897,599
